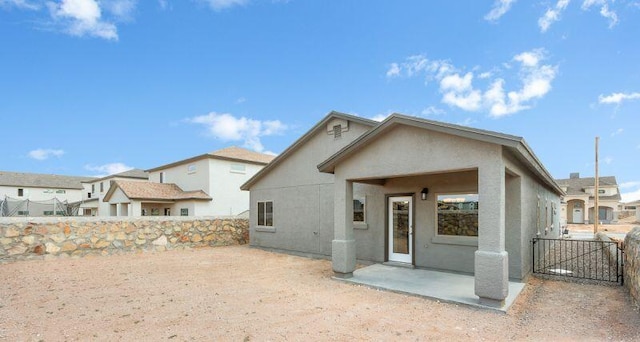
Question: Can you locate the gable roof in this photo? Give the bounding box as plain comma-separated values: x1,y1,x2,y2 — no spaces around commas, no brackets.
317,113,564,195
556,176,621,201
103,180,212,202
84,168,149,183
146,146,275,173
0,171,96,190
240,111,378,190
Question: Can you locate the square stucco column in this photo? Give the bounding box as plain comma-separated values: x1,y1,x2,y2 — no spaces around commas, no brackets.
332,178,356,278
475,161,509,307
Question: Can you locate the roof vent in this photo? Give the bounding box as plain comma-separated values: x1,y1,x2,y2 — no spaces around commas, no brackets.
570,172,580,179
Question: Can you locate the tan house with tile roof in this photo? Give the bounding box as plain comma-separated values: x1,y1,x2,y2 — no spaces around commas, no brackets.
78,169,149,217
103,180,212,217
556,172,621,224
144,146,275,216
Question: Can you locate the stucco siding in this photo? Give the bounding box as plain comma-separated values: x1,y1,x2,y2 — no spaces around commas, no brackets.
207,158,264,216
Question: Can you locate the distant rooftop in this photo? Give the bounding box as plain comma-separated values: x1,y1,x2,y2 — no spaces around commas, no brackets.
146,146,275,172
555,172,621,201
105,180,211,201
86,168,149,183
0,171,96,190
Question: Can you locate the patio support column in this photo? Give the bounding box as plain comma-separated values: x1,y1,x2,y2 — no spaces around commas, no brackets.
475,160,508,307
332,177,356,278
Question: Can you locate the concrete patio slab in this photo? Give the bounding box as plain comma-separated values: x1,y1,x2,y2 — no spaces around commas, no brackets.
335,264,526,312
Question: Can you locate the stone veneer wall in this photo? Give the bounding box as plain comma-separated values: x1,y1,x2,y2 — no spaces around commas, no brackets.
0,217,248,262
624,226,640,309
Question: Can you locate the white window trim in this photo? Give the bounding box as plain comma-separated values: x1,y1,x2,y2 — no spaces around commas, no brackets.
256,200,275,232
230,163,247,174
432,191,479,246
187,164,197,174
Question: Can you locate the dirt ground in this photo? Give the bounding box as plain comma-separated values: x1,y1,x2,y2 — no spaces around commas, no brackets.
567,222,638,234
1,246,639,341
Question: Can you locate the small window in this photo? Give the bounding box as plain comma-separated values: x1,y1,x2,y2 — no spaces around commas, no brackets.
437,194,478,237
187,164,197,174
598,189,605,194
100,182,104,192
257,201,274,227
87,192,92,199
17,210,29,216
141,208,148,216
91,184,95,193
159,172,165,183
164,208,171,216
56,190,65,194
44,211,54,216
151,208,160,216
18,188,24,197
56,211,65,216
353,197,365,223
333,125,342,139
180,208,189,216
230,164,246,174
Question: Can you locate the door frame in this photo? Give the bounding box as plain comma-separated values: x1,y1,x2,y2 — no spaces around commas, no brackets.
385,193,416,265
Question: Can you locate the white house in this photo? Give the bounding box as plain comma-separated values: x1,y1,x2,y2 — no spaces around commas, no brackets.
556,172,621,224
0,171,96,216
78,169,149,216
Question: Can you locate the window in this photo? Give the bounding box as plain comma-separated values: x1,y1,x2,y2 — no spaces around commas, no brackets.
598,189,605,194
18,188,24,197
151,208,160,216
17,210,29,216
353,197,365,223
100,182,104,192
257,201,274,227
87,192,92,199
333,125,342,139
164,208,171,216
436,194,478,237
230,164,246,174
159,172,165,183
56,211,65,216
180,208,189,216
44,211,54,216
187,164,197,174
91,184,95,193
141,209,148,216
56,190,65,194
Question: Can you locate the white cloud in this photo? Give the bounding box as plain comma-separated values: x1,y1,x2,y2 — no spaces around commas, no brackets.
603,156,613,165
600,4,618,28
484,0,516,22
198,0,248,11
611,128,623,137
187,112,287,153
421,106,445,116
0,0,40,10
235,97,247,104
101,0,137,20
457,118,476,126
598,92,640,105
85,162,134,176
620,181,640,189
386,49,557,117
386,63,401,78
538,0,570,33
621,188,640,203
47,0,119,40
28,148,65,160
370,114,389,122
581,0,605,9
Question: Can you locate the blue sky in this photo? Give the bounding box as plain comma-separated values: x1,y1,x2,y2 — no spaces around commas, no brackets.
1,0,639,201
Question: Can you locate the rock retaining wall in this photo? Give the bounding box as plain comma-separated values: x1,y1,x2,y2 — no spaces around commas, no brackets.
624,227,640,309
0,217,248,262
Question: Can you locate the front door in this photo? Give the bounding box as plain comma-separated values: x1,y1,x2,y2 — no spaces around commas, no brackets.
573,207,583,224
388,196,413,264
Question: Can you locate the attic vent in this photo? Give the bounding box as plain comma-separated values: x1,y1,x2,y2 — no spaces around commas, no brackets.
333,125,342,139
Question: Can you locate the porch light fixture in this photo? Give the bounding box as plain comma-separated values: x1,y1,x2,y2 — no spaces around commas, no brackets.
420,188,429,200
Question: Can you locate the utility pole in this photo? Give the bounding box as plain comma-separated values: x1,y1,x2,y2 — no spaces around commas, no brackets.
594,136,599,235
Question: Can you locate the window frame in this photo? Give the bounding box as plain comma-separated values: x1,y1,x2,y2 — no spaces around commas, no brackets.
159,172,165,183
180,208,189,216
432,192,479,246
230,163,246,174
187,164,197,174
256,200,275,232
17,188,24,197
353,196,367,229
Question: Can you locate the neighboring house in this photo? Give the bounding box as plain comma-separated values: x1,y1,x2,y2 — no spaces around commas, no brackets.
0,171,96,216
78,169,149,216
146,146,274,216
102,181,212,217
242,111,563,307
556,173,621,224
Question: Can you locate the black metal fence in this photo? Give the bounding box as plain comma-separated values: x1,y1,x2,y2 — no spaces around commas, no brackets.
532,237,623,285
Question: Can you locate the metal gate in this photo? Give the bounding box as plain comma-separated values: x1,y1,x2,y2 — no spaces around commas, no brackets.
532,237,624,285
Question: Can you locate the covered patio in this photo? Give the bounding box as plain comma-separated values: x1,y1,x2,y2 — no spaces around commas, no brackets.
336,264,525,312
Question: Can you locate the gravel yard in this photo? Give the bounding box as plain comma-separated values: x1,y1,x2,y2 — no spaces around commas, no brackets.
1,245,639,341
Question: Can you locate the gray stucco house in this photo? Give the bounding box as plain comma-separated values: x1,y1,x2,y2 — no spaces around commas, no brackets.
241,111,563,307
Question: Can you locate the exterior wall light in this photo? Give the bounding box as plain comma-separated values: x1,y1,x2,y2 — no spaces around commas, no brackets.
421,188,429,200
